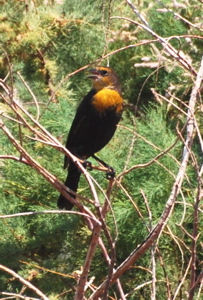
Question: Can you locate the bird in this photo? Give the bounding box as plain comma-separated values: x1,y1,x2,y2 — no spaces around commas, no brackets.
57,66,123,210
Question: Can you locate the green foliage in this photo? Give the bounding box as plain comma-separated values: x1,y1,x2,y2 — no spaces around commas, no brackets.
113,105,180,256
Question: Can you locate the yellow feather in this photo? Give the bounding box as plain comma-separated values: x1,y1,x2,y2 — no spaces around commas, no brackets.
92,88,123,113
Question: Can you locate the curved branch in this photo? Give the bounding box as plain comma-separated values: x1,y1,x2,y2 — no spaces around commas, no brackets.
0,265,49,300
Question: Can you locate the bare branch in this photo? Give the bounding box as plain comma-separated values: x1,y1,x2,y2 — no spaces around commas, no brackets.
117,136,181,179
0,210,101,225
17,72,40,121
113,2,197,76
0,265,49,300
188,170,203,299
0,292,39,300
89,55,203,300
172,258,192,300
74,224,102,300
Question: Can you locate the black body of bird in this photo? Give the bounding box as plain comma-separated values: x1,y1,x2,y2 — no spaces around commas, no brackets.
57,66,123,210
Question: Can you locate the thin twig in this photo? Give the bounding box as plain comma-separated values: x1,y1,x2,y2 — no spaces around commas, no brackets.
0,265,49,300
0,210,101,225
124,1,197,75
172,257,193,300
155,0,203,32
17,72,40,121
0,292,39,300
141,190,156,300
0,119,100,223
188,168,203,299
117,136,181,179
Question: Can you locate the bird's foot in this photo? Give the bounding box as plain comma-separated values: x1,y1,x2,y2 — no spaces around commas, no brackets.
83,160,93,171
106,167,115,180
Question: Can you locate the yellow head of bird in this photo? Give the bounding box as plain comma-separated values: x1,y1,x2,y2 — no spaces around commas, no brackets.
88,66,121,94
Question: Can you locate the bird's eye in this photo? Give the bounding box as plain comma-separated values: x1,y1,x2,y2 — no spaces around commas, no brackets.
100,70,109,76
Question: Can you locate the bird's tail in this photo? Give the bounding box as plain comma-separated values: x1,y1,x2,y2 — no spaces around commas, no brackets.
57,162,81,210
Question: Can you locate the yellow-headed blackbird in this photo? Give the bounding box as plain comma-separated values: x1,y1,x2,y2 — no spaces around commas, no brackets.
57,66,123,210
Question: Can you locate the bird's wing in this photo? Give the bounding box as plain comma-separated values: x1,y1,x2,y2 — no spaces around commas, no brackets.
64,89,96,169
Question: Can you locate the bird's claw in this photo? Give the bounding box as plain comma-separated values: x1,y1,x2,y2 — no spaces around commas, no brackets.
83,160,93,171
106,167,115,180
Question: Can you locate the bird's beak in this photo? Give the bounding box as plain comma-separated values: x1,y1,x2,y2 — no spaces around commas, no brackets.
87,68,100,80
